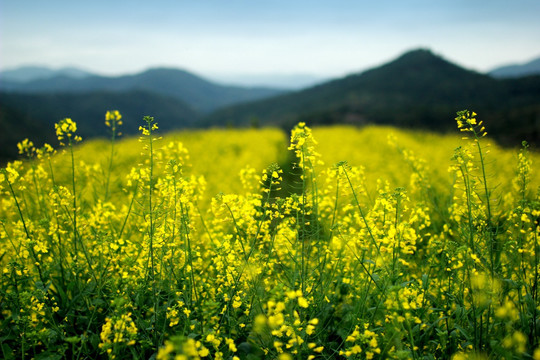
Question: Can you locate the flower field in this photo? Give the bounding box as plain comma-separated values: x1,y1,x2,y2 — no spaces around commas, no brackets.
1,111,539,359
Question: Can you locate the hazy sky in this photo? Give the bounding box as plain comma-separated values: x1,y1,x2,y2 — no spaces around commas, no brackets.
1,0,540,81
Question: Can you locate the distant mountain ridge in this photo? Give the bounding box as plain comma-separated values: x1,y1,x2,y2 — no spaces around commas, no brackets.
0,66,94,82
489,56,540,78
205,49,499,127
0,67,287,113
205,49,540,146
0,66,288,163
2,48,540,164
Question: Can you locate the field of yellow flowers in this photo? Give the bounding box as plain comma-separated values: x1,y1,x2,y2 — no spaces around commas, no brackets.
1,110,539,359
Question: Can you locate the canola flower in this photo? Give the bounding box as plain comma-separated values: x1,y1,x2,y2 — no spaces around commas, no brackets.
55,117,82,146
0,110,539,359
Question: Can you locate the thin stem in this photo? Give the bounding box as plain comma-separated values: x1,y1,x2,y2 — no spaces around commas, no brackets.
3,172,31,240
70,141,78,257
147,121,158,349
459,166,475,253
104,128,116,201
300,148,306,294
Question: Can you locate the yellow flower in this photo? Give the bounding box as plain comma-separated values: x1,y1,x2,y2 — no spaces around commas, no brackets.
297,296,309,308
105,110,123,136
17,139,36,157
225,338,237,352
55,118,81,145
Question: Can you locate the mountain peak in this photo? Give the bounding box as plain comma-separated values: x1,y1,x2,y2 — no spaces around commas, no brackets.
396,48,436,60
384,48,454,70
140,67,195,76
355,47,486,86
206,47,507,131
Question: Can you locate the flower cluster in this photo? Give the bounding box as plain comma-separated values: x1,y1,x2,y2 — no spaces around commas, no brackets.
105,110,123,136
455,109,487,138
55,117,82,145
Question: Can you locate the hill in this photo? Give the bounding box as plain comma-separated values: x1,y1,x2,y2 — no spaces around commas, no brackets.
205,49,540,146
0,90,199,163
0,66,94,82
0,67,286,113
489,56,540,78
0,66,288,163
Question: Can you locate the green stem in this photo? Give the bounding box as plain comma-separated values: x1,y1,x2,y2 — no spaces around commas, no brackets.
472,133,497,276
300,147,306,294
69,141,78,257
3,173,31,241
459,166,475,253
104,127,116,201
181,201,198,307
147,120,158,349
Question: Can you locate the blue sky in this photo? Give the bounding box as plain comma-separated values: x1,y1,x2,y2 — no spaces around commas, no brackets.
1,0,540,83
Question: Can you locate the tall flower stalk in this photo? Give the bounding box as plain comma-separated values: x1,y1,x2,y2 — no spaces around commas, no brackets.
55,118,82,255
104,110,123,201
455,110,499,275
139,115,160,349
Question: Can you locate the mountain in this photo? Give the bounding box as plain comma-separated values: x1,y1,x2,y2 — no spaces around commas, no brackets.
489,56,540,78
205,49,540,146
0,90,199,163
0,66,94,83
3,49,540,163
0,66,288,163
0,67,287,113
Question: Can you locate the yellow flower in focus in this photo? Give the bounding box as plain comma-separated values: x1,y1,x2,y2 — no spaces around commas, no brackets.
55,117,81,145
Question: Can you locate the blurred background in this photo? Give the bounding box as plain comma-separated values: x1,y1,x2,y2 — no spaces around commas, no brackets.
1,0,540,161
